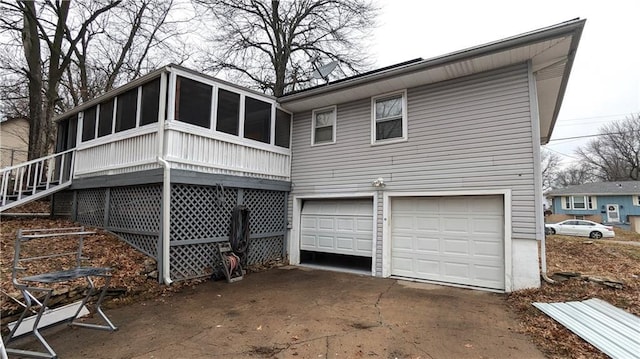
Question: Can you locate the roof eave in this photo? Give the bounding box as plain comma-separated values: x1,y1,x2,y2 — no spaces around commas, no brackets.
278,19,586,105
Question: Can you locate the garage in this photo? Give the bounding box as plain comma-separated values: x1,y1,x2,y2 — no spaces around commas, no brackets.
300,199,373,270
390,195,505,290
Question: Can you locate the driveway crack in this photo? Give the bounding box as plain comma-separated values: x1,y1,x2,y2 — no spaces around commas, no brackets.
375,280,396,325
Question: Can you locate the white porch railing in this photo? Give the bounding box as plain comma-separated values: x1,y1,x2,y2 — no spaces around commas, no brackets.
0,149,75,212
74,127,160,177
74,123,291,181
164,124,290,181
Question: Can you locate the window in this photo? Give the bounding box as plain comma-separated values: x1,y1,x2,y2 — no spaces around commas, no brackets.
634,195,640,206
372,91,407,143
140,78,160,126
98,99,114,137
562,196,597,210
216,88,240,135
275,109,291,148
244,96,271,143
312,106,336,145
573,196,586,209
82,106,97,142
115,88,138,132
175,76,212,128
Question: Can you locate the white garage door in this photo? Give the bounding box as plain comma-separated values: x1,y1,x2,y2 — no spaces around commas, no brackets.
301,199,373,257
391,196,504,290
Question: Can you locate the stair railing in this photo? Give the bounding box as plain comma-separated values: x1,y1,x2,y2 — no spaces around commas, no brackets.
0,149,75,207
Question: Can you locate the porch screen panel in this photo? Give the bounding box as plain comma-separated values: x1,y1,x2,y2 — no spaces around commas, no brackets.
244,96,271,143
82,106,97,141
275,109,291,148
98,99,114,137
216,88,240,135
140,78,160,126
175,76,211,128
115,88,138,132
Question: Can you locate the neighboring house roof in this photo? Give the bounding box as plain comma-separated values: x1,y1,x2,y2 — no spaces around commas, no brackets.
279,18,585,145
547,181,640,196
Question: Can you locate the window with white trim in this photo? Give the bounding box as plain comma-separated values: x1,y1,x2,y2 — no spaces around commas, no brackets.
633,195,640,206
372,90,407,143
561,195,597,210
311,106,336,145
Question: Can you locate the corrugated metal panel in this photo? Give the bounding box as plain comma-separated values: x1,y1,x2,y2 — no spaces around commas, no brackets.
290,64,537,240
533,298,640,359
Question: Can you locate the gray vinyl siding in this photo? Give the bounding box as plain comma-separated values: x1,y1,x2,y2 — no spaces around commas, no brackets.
289,64,536,273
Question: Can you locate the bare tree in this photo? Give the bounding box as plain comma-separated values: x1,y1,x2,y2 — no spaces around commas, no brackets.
541,149,561,192
193,0,378,96
576,114,640,181
1,0,122,159
554,163,595,188
61,0,195,107
0,0,194,159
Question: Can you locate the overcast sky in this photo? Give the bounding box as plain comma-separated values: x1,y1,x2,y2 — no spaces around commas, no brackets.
372,0,640,167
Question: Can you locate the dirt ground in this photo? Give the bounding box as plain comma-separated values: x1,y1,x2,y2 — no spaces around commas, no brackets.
5,267,544,359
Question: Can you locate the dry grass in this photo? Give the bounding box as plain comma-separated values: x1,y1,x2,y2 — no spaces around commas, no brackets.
507,232,640,359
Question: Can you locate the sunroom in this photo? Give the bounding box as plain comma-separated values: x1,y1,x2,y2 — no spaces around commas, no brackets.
52,65,292,283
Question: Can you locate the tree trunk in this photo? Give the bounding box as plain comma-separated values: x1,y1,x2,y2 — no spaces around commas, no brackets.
22,1,44,160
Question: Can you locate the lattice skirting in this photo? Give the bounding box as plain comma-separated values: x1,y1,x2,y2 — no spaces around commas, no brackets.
248,236,284,264
75,183,287,282
76,188,107,227
113,232,158,259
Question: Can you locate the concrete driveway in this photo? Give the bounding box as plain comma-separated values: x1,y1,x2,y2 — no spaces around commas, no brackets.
8,267,544,358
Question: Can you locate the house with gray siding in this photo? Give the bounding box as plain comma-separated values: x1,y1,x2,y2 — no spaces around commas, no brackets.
0,19,585,292
547,181,640,233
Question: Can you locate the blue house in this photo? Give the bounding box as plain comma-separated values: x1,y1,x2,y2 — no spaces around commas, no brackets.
547,181,640,232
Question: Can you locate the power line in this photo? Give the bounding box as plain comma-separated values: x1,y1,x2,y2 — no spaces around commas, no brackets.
548,131,633,142
544,147,579,160
559,112,639,123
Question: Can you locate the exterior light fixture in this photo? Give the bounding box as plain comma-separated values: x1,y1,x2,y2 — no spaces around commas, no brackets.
372,177,385,187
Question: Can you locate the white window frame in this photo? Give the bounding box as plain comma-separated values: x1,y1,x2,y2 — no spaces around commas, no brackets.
371,90,408,145
311,105,337,146
634,195,640,206
562,195,597,210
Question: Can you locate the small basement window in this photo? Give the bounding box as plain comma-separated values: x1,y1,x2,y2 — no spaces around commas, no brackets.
115,88,138,132
275,109,291,148
244,96,271,143
372,91,407,143
140,78,160,126
82,106,97,142
98,99,114,137
216,88,240,135
175,76,212,128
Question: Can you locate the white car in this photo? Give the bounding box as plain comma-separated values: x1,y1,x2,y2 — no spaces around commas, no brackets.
544,219,615,239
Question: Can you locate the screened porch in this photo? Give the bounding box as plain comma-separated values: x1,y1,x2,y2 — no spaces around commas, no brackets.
56,65,292,182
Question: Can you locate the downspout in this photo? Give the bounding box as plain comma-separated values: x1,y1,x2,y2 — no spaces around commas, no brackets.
157,156,172,285
528,62,554,284
156,70,172,285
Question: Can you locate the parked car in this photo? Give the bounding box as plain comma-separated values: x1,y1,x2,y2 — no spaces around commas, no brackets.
544,220,615,239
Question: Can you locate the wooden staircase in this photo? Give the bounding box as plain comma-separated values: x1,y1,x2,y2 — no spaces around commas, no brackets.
0,149,75,212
